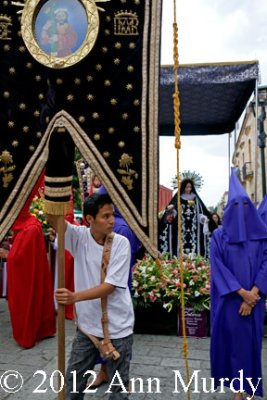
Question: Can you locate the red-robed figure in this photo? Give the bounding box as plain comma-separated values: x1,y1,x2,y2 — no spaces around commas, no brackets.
6,176,56,348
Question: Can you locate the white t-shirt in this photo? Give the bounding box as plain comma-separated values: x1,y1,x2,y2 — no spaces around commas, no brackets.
65,223,134,339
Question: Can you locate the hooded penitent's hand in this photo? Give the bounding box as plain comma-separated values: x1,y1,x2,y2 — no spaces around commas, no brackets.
239,301,252,316
237,288,260,307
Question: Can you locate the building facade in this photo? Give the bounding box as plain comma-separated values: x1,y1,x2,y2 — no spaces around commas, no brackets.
232,86,267,205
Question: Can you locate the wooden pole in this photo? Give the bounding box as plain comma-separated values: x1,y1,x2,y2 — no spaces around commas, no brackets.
57,216,65,399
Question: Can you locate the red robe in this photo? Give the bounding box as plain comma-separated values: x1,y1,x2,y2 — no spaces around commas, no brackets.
7,215,56,348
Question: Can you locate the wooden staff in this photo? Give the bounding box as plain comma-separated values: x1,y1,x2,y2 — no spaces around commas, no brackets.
57,215,66,399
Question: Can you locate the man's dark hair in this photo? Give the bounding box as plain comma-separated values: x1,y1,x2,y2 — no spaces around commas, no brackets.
83,193,113,218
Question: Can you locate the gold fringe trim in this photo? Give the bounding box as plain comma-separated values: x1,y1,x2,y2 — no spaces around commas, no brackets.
161,59,259,68
45,175,72,183
44,200,70,216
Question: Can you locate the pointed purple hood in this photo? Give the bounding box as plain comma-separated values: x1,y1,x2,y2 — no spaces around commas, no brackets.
222,169,267,243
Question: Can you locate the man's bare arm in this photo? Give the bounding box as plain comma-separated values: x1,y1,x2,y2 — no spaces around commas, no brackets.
55,283,115,305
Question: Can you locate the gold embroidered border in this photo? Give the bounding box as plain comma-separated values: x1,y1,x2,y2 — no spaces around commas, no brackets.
48,111,159,256
148,0,161,249
45,176,72,183
45,186,72,197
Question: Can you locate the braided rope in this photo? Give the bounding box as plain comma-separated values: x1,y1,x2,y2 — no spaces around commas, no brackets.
173,1,191,398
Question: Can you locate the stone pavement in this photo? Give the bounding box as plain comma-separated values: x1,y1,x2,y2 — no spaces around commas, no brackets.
0,298,266,400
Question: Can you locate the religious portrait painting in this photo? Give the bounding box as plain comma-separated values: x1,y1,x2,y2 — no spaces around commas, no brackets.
35,0,87,57
21,0,99,68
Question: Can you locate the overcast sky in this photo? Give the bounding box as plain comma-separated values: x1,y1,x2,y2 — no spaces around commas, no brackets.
159,0,267,208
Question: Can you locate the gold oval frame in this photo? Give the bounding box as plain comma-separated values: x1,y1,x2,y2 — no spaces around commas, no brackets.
21,0,99,69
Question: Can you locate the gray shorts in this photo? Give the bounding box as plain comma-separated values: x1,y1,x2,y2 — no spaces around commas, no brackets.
66,328,133,399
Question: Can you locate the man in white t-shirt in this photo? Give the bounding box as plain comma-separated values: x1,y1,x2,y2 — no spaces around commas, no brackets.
47,193,134,399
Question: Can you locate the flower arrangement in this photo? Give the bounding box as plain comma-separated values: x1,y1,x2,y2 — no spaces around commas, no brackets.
30,195,50,235
132,253,210,312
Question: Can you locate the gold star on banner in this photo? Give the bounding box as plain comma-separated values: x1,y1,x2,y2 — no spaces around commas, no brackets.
94,133,101,140
23,126,29,133
104,80,111,87
92,112,99,119
129,42,136,49
19,103,26,110
102,47,108,53
36,132,42,138
79,116,85,123
103,151,110,158
105,16,111,22
135,0,140,4
86,75,93,82
67,94,74,101
104,29,110,35
17,31,22,37
9,67,16,74
133,99,140,106
3,1,8,5
74,78,81,85
110,98,117,106
126,83,133,91
120,0,126,3
35,75,41,82
3,92,10,98
19,46,26,53
118,141,125,148
95,64,102,71
38,94,44,100
122,113,128,120
45,116,50,123
87,94,94,101
29,145,35,152
108,127,115,134
133,126,140,132
4,44,10,51
34,110,40,117
115,42,122,49
12,140,19,147
56,78,63,85
127,65,134,72
8,121,14,128
114,58,120,65
26,62,33,69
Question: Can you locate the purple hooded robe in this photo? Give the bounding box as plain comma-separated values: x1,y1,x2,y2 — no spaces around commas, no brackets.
210,170,267,397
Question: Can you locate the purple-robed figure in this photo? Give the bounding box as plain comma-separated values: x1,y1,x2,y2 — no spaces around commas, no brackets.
210,169,267,398
258,194,267,223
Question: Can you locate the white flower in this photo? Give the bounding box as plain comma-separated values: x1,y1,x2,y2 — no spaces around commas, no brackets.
194,290,201,297
150,276,156,282
133,291,139,298
163,302,173,312
132,280,139,288
189,279,194,286
143,284,148,289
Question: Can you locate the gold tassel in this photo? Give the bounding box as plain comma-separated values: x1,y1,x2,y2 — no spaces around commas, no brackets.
44,200,70,216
